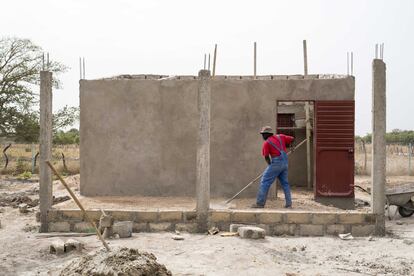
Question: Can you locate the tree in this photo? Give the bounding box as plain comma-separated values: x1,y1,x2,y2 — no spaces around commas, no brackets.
10,105,79,143
0,37,68,139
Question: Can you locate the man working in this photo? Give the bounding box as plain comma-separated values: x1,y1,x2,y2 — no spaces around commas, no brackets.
252,126,294,208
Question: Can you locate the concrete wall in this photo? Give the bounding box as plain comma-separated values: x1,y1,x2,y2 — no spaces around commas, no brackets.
80,75,354,197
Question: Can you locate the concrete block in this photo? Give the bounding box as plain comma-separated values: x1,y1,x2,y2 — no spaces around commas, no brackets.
48,222,70,232
99,215,114,228
184,211,197,222
74,222,94,233
108,211,134,221
299,224,324,236
326,224,349,235
230,224,249,233
351,225,375,237
60,210,83,221
363,214,377,223
210,211,231,222
64,238,83,252
272,224,296,236
231,211,257,223
133,222,148,232
149,223,173,232
158,211,182,222
286,213,311,224
135,211,158,222
258,213,283,224
47,210,59,221
238,226,266,239
338,213,364,224
50,240,65,255
312,213,337,225
86,210,103,221
175,223,198,233
113,221,133,238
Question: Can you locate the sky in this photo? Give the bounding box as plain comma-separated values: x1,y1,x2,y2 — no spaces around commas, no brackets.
1,0,413,135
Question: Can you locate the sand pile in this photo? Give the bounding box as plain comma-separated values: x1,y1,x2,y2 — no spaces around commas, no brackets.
60,247,172,276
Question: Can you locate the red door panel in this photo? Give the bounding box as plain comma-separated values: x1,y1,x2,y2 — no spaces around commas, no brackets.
314,101,354,198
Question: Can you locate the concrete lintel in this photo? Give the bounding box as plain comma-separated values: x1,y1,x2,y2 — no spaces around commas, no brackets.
196,69,211,232
39,71,53,233
371,59,386,236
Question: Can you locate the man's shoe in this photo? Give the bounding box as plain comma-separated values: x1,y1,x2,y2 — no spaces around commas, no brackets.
284,204,292,209
251,203,264,208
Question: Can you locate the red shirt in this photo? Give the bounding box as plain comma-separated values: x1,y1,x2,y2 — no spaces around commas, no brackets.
262,134,294,157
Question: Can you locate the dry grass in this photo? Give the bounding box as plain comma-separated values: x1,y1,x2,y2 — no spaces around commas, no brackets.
2,143,412,177
355,143,413,176
0,144,79,176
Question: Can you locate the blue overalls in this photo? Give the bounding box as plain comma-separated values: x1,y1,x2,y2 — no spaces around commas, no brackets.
256,135,292,207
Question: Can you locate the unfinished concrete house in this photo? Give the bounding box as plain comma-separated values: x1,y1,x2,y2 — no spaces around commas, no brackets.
79,74,354,208
39,58,387,237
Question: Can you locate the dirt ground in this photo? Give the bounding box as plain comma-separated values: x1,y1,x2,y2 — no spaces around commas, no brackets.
1,175,414,275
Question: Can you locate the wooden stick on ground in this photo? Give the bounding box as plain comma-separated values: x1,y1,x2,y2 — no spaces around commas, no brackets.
45,161,110,251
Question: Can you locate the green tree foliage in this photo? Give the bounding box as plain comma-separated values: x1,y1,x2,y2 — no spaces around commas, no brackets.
358,130,414,145
53,128,79,145
0,37,68,139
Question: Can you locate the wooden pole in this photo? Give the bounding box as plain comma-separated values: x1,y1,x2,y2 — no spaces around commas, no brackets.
303,40,308,75
45,161,111,251
212,44,217,77
254,42,257,79
409,143,412,176
305,102,312,189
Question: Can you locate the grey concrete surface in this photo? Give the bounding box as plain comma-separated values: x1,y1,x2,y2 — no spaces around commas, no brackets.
196,70,211,232
39,71,53,233
80,75,354,198
371,59,386,235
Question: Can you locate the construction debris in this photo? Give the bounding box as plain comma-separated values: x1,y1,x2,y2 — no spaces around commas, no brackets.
49,239,84,255
338,233,354,240
59,247,172,276
237,226,266,239
208,226,219,235
172,234,184,240
113,221,133,238
220,232,239,237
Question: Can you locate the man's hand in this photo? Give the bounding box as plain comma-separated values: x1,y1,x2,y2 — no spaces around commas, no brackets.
264,156,271,165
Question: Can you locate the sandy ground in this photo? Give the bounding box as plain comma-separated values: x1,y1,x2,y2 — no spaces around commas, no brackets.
1,175,414,275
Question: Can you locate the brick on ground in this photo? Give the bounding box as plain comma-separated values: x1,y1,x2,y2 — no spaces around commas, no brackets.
237,226,266,239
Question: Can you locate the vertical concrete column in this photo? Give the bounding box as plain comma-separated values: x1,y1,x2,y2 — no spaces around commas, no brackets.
196,69,211,232
39,71,53,233
371,59,386,235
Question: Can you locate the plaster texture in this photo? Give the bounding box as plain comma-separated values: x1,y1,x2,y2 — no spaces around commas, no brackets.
80,75,354,198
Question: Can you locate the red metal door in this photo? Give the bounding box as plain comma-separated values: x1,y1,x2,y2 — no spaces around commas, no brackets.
314,101,354,197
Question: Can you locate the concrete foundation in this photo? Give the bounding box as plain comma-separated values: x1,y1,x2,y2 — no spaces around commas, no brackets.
45,209,378,237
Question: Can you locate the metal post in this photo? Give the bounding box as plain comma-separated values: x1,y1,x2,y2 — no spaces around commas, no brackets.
39,71,53,232
254,42,257,79
212,44,217,77
204,54,206,70
82,57,85,79
303,40,308,75
208,54,211,71
196,69,211,232
371,59,386,235
351,52,354,76
31,143,35,174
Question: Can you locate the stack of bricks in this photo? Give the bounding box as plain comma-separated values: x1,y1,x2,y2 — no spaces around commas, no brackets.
43,209,378,237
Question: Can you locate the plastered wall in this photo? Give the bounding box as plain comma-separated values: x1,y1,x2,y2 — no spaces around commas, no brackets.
80,75,354,197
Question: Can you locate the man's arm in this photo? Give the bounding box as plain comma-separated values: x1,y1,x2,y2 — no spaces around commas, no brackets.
264,155,271,165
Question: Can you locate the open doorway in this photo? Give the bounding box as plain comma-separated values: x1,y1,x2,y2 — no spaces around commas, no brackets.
276,101,314,189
